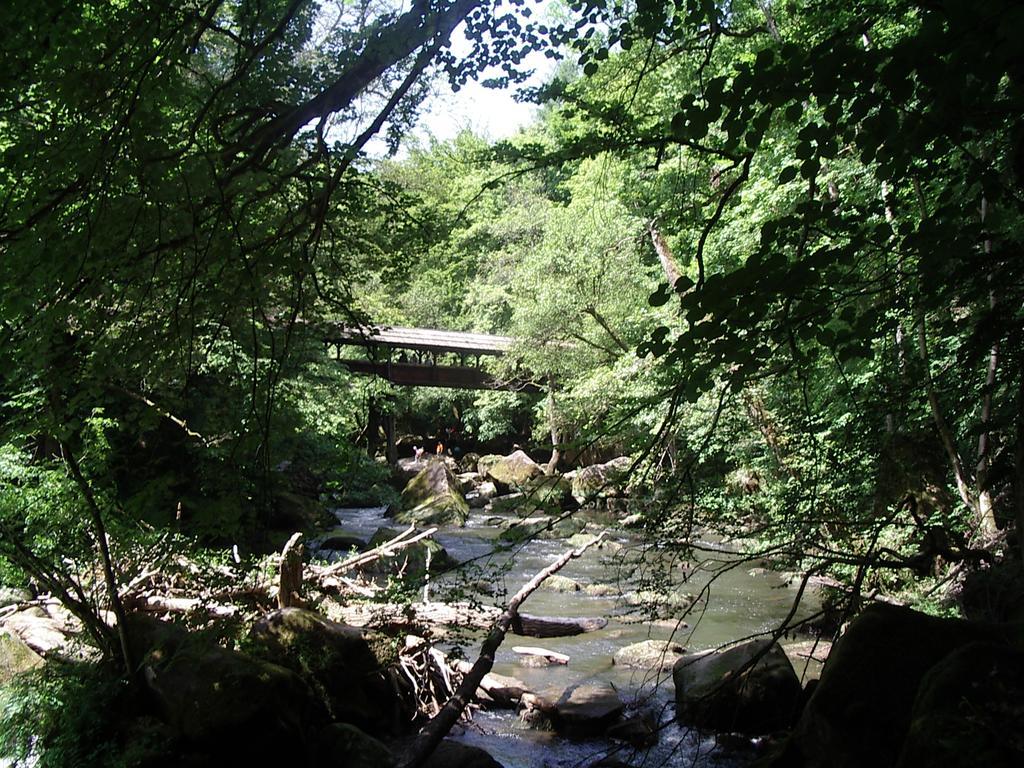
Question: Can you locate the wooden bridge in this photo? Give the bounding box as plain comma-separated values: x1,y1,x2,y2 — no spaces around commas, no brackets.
325,325,538,392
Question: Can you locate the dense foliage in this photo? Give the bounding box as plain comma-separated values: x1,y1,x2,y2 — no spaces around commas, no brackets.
1,3,1022,760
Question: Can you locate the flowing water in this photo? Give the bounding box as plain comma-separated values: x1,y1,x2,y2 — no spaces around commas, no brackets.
321,505,821,768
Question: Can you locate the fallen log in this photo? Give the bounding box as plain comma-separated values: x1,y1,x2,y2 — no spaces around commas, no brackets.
332,601,606,639
511,646,569,665
128,594,238,618
451,659,531,708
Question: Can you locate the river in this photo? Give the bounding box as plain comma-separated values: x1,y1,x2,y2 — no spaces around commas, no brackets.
322,505,822,768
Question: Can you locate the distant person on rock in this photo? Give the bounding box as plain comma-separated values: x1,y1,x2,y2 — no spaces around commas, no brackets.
413,445,425,462
436,441,444,455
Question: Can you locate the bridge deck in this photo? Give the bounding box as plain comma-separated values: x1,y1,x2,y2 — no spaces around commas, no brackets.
326,325,513,356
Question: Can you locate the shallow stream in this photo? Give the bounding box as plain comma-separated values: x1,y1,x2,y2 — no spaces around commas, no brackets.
322,505,821,768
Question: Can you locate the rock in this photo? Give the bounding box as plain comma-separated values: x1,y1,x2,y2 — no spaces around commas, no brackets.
395,456,429,483
144,640,317,760
423,740,504,768
959,561,1024,623
249,608,400,736
0,586,31,608
541,575,582,593
551,682,625,739
896,642,1024,768
484,450,543,492
315,528,367,552
613,640,685,671
0,627,43,684
2,608,68,655
476,454,503,478
673,638,802,734
519,473,573,512
456,471,481,493
776,603,1009,768
607,714,658,747
271,489,329,531
624,589,694,611
459,452,482,473
498,516,550,543
566,532,622,553
395,459,469,526
467,481,497,508
364,527,456,578
571,457,631,503
584,583,620,597
315,722,394,768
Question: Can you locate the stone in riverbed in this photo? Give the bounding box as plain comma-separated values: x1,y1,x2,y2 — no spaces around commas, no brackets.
484,450,543,492
613,639,686,671
395,459,469,526
571,456,632,503
551,681,625,739
673,638,802,735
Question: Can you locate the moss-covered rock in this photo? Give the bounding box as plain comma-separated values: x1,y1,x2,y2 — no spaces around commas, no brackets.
483,450,543,492
571,457,631,503
249,608,402,737
315,723,395,768
0,627,43,684
775,603,1009,768
364,527,456,578
673,638,801,734
395,460,469,526
896,642,1024,768
613,640,685,671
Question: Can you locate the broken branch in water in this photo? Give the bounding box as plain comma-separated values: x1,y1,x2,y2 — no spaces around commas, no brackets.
397,532,606,768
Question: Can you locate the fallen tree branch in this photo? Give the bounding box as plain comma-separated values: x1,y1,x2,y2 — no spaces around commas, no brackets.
312,525,438,579
397,532,606,768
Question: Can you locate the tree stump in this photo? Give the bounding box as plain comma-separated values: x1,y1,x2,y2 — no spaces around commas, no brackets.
278,533,304,609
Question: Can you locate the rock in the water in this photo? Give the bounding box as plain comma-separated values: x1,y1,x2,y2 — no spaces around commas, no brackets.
459,452,482,473
476,454,503,478
249,608,400,736
315,722,394,768
316,528,367,552
774,603,1012,768
896,642,1024,768
0,627,43,684
519,473,573,512
571,457,631,503
270,489,329,531
395,459,469,526
607,714,658,747
423,740,504,768
673,638,801,734
613,640,685,671
144,640,317,760
364,527,456,577
395,456,429,483
484,450,543,492
551,682,625,739
456,471,481,493
541,575,582,593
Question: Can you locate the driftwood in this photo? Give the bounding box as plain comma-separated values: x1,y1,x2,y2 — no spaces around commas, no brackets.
332,601,605,639
511,645,569,665
278,532,304,609
397,532,606,768
129,595,238,618
450,659,530,708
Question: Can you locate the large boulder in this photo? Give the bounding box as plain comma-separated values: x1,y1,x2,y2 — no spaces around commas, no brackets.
896,642,1024,768
315,723,394,768
466,480,497,509
364,527,456,578
0,627,43,684
775,603,1011,768
249,608,401,737
614,639,686,672
571,457,632,503
395,460,469,526
483,450,543,492
143,639,318,761
673,638,801,734
551,682,625,739
423,740,504,768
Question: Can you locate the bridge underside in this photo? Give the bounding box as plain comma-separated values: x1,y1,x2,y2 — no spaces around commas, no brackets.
338,359,539,392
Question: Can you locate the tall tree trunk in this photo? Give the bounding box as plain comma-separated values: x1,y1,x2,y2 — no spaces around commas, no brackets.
975,196,999,538
545,383,561,475
648,221,681,288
